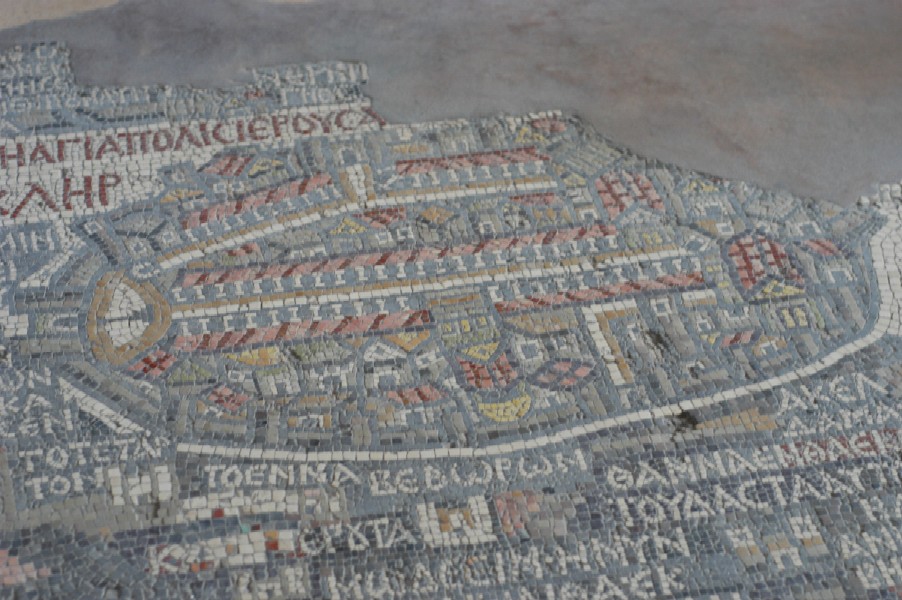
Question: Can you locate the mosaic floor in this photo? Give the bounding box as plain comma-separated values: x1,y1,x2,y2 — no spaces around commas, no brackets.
2,42,902,598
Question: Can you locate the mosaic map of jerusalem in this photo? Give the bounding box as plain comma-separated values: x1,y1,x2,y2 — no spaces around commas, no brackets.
2,42,902,598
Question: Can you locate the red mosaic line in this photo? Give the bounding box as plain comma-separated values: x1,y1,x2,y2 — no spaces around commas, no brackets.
172,310,431,352
202,154,254,178
459,353,518,390
209,386,250,412
181,173,332,229
721,330,757,347
778,429,899,469
494,272,706,313
766,239,790,270
128,350,177,378
535,361,594,387
805,239,842,257
459,359,492,389
395,147,549,176
595,171,664,220
387,385,443,405
353,207,407,228
728,234,802,290
226,242,262,257
181,223,617,287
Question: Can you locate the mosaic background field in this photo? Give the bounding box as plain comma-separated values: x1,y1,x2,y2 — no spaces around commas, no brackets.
2,43,902,598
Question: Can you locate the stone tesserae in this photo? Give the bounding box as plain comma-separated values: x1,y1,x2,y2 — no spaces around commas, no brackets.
1,42,902,598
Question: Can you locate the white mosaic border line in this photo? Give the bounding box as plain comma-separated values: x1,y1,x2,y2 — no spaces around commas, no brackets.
175,192,902,463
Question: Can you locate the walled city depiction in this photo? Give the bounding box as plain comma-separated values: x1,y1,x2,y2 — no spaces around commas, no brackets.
1,43,902,598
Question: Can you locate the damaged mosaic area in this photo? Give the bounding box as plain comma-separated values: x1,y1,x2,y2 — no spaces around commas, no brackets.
2,42,902,598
